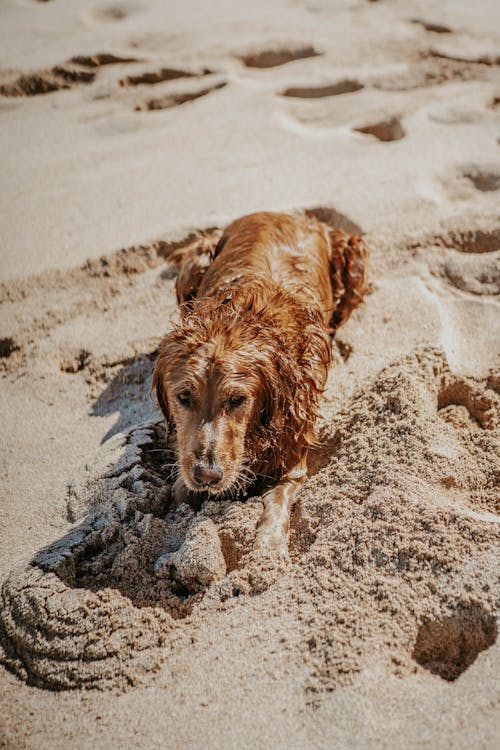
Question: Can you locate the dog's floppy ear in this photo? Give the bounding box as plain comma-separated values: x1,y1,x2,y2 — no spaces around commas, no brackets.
174,230,223,306
151,353,171,423
328,230,369,330
251,317,331,475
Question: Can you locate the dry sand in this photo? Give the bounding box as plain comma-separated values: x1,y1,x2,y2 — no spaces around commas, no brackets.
0,1,499,748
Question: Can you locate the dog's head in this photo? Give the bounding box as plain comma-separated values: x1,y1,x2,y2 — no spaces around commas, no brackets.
152,290,330,497
153,308,268,496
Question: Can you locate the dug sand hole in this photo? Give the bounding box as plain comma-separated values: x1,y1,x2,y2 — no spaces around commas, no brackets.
412,605,497,680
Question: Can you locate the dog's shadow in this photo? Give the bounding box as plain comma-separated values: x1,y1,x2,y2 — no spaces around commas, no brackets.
89,350,161,442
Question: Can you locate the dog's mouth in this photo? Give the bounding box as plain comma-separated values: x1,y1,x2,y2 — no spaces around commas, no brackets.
184,475,235,497
180,459,248,498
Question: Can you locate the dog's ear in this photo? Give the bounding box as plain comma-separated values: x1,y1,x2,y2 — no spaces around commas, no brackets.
151,354,171,423
328,231,369,330
251,344,306,470
252,320,330,474
174,230,223,306
256,372,278,431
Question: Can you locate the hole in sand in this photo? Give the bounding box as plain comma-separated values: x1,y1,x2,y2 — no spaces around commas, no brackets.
135,81,226,111
463,167,500,192
304,206,363,235
239,45,321,68
280,79,363,98
120,67,212,87
438,377,497,430
412,605,497,681
354,117,405,142
0,337,19,358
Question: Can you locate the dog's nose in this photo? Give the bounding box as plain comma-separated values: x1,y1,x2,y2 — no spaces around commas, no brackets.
192,463,224,486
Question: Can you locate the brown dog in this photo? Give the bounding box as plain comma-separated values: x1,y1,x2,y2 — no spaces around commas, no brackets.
153,212,368,559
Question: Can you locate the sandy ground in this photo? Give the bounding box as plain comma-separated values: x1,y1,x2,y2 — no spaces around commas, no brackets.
0,0,499,748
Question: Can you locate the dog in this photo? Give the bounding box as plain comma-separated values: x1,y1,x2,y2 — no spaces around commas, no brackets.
153,211,368,560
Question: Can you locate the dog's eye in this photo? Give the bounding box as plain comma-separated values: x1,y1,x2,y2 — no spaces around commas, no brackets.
176,390,192,408
227,394,246,410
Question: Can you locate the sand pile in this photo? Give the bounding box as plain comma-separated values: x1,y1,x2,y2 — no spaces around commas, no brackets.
1,347,497,693
0,421,262,689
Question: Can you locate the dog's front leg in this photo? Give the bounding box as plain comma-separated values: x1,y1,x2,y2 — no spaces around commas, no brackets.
254,460,307,560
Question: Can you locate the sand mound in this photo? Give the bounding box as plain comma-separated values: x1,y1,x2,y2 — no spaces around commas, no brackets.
293,347,499,697
0,347,498,693
0,421,263,690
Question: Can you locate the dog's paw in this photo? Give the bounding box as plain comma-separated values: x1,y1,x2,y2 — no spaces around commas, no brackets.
253,538,289,562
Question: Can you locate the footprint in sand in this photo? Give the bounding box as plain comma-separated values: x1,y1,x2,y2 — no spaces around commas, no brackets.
443,253,500,296
119,66,213,87
410,19,453,34
276,83,371,135
133,80,227,111
353,116,405,142
462,165,500,192
373,52,490,91
429,48,500,67
439,165,500,202
417,227,500,373
81,2,141,25
280,79,363,98
237,44,321,69
429,228,500,296
0,54,140,97
304,205,363,235
437,227,500,253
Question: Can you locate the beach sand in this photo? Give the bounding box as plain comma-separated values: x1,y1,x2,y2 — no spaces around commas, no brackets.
0,1,499,748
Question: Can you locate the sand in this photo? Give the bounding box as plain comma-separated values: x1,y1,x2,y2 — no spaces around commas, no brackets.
0,0,499,748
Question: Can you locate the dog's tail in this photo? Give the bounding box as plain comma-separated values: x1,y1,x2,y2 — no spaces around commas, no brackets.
161,228,223,304
328,230,369,330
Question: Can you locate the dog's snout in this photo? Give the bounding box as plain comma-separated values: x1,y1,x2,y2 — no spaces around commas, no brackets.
192,463,224,486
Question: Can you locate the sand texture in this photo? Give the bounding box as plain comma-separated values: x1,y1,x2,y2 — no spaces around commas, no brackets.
1,0,499,748
1,349,499,696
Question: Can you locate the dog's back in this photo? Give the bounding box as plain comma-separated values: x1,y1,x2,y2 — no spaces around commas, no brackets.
173,211,368,332
197,212,334,323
